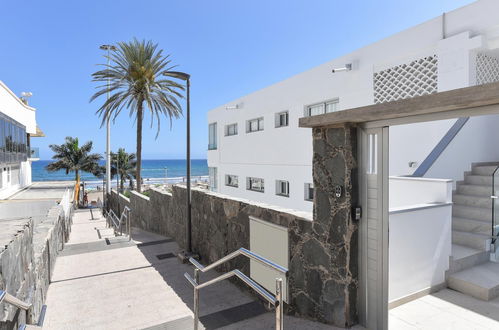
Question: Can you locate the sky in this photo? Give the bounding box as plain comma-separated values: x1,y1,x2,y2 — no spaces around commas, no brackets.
0,0,475,160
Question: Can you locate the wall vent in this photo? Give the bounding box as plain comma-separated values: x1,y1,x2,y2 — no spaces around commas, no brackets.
476,53,499,86
373,55,438,104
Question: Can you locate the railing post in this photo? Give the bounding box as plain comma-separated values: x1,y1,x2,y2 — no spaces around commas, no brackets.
276,278,283,330
194,268,200,330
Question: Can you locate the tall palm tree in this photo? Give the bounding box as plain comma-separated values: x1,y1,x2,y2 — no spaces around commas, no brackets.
46,137,102,182
90,39,184,192
111,148,137,193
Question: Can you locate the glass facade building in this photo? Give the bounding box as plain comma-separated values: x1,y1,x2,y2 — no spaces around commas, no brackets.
0,112,28,164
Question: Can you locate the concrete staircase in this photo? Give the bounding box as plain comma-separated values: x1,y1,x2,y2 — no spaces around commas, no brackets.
447,162,499,301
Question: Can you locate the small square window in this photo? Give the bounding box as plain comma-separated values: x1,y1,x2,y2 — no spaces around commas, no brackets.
247,177,264,192
225,123,238,136
225,174,238,187
275,111,289,128
246,117,264,133
305,99,339,117
275,180,289,197
304,182,314,201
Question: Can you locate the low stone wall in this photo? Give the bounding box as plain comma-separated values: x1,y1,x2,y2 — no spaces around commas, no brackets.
109,182,354,327
0,203,73,329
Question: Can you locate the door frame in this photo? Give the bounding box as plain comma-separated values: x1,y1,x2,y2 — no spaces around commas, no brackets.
358,125,389,330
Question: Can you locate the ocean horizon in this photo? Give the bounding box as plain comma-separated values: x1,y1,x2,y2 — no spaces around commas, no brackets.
32,159,208,183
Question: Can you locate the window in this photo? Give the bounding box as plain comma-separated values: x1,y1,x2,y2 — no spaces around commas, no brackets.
304,183,314,201
209,167,217,191
275,111,289,128
275,180,289,197
305,99,339,117
225,174,238,187
247,177,264,192
246,117,264,133
225,123,238,136
208,123,217,150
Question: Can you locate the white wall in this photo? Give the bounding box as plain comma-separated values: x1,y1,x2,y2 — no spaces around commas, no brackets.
0,81,38,198
208,0,499,211
425,114,499,184
389,205,452,303
389,177,452,209
388,176,453,303
0,81,37,134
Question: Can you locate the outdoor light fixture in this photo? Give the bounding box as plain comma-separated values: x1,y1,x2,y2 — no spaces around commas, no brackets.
163,70,194,258
331,63,352,73
99,44,117,204
225,105,239,110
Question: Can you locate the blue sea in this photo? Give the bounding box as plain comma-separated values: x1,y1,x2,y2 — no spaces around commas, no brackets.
32,159,208,188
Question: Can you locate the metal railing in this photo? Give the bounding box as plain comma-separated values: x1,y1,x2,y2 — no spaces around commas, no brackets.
184,247,288,330
491,166,499,260
0,289,33,328
105,206,132,241
27,146,40,159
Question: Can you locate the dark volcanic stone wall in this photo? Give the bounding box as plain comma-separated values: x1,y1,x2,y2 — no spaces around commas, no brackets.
109,125,358,328
288,125,358,327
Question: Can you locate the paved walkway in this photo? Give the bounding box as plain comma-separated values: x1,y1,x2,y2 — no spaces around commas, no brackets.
43,209,339,329
389,288,499,329
8,181,74,200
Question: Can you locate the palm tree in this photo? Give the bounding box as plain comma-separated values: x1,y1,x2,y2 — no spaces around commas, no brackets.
46,137,102,182
90,39,184,192
111,148,137,193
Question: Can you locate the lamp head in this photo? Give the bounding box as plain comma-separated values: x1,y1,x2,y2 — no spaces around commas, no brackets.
164,71,190,81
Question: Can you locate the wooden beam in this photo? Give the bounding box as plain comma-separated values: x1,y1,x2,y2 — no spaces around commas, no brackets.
299,81,499,128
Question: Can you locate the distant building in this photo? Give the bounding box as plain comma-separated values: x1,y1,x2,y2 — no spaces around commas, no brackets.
207,0,499,212
0,81,43,199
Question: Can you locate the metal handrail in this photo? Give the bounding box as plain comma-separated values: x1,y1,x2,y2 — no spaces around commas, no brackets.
184,248,287,330
492,166,499,253
1,289,34,329
0,290,32,311
189,247,288,275
105,206,132,241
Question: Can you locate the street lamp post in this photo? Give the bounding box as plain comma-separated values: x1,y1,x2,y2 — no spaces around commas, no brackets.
164,71,193,255
99,44,117,206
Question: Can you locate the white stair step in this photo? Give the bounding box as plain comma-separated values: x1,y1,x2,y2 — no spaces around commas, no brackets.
456,184,492,197
453,194,492,208
472,165,499,176
465,175,493,186
452,204,491,221
452,230,489,251
452,217,490,234
447,262,499,301
448,244,490,274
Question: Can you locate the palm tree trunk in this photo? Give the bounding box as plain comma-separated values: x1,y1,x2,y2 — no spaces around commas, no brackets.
120,176,124,193
136,102,143,193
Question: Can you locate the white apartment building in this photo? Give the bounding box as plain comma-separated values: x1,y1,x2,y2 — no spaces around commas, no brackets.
0,81,42,199
207,0,499,212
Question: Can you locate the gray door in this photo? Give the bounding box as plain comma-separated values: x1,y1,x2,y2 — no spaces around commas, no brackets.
358,126,389,330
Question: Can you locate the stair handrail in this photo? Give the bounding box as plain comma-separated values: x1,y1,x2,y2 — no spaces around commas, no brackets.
1,289,33,329
491,166,499,248
0,290,32,311
105,206,132,241
184,247,288,330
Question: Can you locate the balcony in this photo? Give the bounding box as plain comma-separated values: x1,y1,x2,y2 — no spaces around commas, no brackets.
28,147,40,160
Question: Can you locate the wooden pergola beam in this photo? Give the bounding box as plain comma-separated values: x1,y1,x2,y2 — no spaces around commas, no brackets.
299,81,499,128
